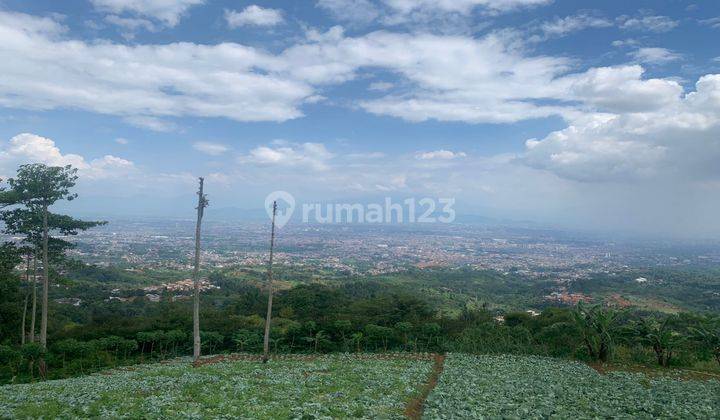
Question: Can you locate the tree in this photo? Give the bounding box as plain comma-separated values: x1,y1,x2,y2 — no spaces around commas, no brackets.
0,243,21,345
0,164,104,377
233,329,260,352
334,320,353,351
691,321,720,367
572,303,619,362
192,178,208,364
262,201,277,363
635,317,685,367
394,322,413,350
2,208,99,345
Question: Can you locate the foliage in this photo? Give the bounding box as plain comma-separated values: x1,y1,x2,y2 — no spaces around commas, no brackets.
424,353,720,418
572,303,620,362
0,355,432,418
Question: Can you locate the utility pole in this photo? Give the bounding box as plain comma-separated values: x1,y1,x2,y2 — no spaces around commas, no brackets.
262,201,277,363
193,177,208,364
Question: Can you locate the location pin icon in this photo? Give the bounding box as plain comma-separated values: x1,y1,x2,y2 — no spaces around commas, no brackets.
265,191,295,229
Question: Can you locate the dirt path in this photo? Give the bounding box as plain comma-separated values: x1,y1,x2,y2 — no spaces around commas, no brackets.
405,353,446,420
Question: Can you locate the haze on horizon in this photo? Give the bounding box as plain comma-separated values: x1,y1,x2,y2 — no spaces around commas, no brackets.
1,0,720,238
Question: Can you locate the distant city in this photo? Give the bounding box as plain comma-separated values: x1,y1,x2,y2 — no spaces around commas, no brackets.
41,217,720,278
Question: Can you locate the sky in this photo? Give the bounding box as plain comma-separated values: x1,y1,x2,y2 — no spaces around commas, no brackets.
0,0,720,236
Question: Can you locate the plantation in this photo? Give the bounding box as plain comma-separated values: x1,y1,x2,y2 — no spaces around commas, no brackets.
2,353,719,419
423,354,720,419
0,354,432,419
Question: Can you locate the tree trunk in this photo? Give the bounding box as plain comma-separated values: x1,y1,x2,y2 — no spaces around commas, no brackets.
40,205,49,349
21,253,31,344
39,205,49,379
29,256,37,343
21,294,28,345
262,201,278,363
192,178,206,363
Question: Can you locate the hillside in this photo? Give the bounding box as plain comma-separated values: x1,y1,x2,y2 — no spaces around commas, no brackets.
1,353,718,419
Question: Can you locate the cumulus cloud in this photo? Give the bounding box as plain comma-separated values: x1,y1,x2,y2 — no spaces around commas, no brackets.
0,12,314,127
193,141,229,156
523,74,720,183
104,15,158,39
240,142,334,171
225,5,284,28
415,150,467,160
559,65,683,113
0,11,706,131
0,133,134,180
90,0,204,27
281,29,572,123
630,47,682,65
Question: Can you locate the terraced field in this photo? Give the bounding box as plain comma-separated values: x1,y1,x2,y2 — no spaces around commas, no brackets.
1,353,719,419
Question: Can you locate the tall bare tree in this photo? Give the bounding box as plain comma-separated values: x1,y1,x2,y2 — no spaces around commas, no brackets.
262,201,277,363
192,177,209,363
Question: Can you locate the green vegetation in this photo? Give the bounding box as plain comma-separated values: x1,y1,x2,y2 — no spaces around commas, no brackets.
424,353,720,418
0,355,432,419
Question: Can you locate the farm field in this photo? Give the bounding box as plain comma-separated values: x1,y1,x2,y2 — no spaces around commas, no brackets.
1,353,719,419
423,354,720,419
0,354,433,419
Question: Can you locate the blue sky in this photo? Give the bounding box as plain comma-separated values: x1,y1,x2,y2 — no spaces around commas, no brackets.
0,0,720,236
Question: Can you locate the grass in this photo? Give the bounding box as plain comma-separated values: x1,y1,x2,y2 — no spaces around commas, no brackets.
0,354,433,419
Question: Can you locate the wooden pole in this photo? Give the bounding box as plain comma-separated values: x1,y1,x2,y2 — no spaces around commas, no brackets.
192,177,207,364
262,201,277,363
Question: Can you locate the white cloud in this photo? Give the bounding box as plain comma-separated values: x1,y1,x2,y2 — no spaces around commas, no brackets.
524,74,720,182
282,29,572,123
0,12,313,127
382,0,551,14
538,13,613,38
225,5,284,28
618,15,678,33
368,81,394,91
114,138,129,145
699,17,720,29
415,150,467,160
123,117,179,132
559,65,683,113
611,38,640,48
90,0,204,26
0,133,134,180
104,15,158,38
0,11,66,37
240,142,334,171
0,11,705,131
630,47,682,64
193,141,229,156
317,0,380,25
